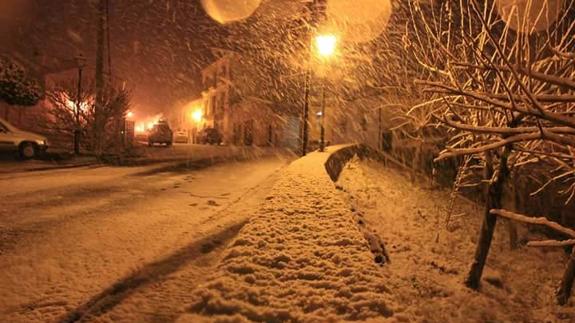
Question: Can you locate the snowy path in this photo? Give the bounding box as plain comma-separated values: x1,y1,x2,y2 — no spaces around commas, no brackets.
0,155,291,322
178,148,396,322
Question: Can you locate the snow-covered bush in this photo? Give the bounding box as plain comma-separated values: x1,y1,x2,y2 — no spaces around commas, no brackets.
0,56,43,106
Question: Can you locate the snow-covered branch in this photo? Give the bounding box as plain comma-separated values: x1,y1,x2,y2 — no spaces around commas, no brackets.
490,209,575,238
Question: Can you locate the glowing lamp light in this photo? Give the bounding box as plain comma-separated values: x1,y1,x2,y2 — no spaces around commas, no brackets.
315,34,338,58
126,111,134,119
192,109,203,123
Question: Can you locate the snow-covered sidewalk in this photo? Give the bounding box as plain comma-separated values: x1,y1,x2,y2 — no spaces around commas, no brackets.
179,147,397,322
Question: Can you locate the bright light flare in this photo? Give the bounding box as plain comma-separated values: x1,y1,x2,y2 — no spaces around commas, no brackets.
135,124,145,133
135,114,162,133
126,111,134,118
64,97,90,113
315,34,338,58
192,109,203,123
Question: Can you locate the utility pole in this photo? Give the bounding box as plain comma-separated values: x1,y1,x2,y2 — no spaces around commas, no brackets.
378,106,382,150
94,0,107,155
74,53,86,155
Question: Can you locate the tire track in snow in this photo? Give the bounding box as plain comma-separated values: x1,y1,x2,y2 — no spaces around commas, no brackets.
59,220,248,323
59,161,290,322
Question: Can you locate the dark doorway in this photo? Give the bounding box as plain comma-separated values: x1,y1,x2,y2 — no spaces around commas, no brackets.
244,120,254,146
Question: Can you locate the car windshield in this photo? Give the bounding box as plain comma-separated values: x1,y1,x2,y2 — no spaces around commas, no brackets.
155,124,170,131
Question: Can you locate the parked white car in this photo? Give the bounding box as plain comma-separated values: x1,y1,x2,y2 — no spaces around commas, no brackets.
173,130,189,144
0,117,48,159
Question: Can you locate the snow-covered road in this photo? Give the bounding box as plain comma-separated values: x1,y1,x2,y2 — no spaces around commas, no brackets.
0,155,291,322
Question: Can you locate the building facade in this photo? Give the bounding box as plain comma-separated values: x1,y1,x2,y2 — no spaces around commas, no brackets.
200,51,299,149
201,52,233,143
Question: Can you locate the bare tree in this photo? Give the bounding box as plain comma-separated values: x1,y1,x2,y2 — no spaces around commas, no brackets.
46,80,131,153
405,0,575,301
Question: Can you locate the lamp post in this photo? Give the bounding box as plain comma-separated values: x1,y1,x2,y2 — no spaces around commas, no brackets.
319,81,327,151
302,50,312,156
124,111,134,148
74,53,87,155
301,0,327,156
314,34,337,152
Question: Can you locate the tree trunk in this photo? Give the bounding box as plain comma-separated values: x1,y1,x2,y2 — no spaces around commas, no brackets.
557,248,575,305
412,141,422,183
465,148,510,289
508,178,519,249
507,220,519,250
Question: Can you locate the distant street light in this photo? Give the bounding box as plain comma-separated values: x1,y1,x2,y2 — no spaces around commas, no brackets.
74,53,87,155
192,109,203,124
191,108,204,144
126,111,134,119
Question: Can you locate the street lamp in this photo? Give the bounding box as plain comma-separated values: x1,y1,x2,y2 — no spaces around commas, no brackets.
313,33,337,152
314,34,337,58
192,109,203,124
74,53,87,155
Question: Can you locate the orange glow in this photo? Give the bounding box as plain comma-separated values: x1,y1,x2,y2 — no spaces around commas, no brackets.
134,114,163,134
192,109,203,123
135,124,145,133
63,94,91,113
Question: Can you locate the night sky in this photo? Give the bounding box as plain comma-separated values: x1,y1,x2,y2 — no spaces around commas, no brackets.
1,0,226,116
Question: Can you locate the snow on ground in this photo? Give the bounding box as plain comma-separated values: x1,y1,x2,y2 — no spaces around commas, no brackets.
4,144,572,322
177,148,575,323
0,154,290,322
336,156,575,322
179,149,398,322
